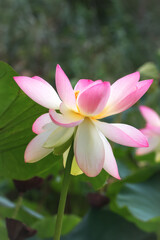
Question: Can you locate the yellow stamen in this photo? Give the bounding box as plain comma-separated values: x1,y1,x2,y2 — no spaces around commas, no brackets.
74,90,80,100
74,90,80,113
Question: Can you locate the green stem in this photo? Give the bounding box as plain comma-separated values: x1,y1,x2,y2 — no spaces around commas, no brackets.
54,141,74,240
12,194,23,218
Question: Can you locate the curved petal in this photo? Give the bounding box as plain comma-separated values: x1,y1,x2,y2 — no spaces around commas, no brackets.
49,109,84,127
32,76,50,85
77,82,110,116
146,124,160,134
55,65,77,110
136,135,159,155
139,106,160,126
97,79,153,118
74,118,105,177
43,127,74,148
43,122,58,132
74,79,103,92
74,79,94,92
24,130,53,163
63,148,83,176
32,113,54,134
100,133,120,179
107,72,140,107
94,120,149,147
13,76,61,109
140,127,154,137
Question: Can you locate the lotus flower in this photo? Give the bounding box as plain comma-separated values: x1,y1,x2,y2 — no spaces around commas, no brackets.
136,106,160,161
13,65,153,179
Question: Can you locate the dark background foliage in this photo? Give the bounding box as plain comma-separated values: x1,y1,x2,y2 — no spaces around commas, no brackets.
1,0,160,81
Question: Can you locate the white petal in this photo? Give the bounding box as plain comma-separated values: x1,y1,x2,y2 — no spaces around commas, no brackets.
42,122,58,132
32,113,53,134
74,118,105,177
100,133,120,179
24,130,54,163
43,127,74,148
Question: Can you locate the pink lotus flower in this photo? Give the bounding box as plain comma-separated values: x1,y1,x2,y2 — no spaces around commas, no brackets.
136,106,160,161
13,65,153,179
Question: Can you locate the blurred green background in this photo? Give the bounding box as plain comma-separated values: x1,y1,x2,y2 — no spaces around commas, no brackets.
1,0,160,81
1,0,160,239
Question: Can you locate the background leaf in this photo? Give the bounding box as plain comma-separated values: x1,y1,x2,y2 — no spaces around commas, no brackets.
108,166,160,233
61,208,157,240
0,61,62,180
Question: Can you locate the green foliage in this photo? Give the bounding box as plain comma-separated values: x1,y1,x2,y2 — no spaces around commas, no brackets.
0,221,8,240
1,0,160,82
61,208,156,240
0,62,18,116
0,195,43,224
32,215,80,238
138,62,159,80
108,165,160,233
79,169,109,191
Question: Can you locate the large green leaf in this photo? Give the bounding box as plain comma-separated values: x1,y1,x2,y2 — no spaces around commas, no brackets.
0,62,19,117
108,164,160,197
108,166,160,232
116,173,160,221
0,62,62,180
61,208,156,240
